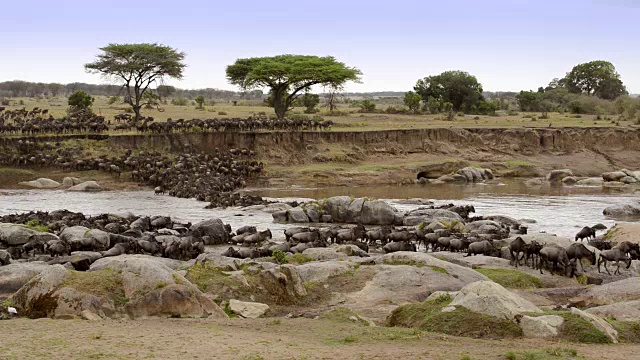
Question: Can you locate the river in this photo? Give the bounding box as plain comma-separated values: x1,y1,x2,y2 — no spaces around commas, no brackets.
0,181,637,239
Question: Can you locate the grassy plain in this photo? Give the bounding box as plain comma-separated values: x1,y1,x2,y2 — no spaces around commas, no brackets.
3,96,636,132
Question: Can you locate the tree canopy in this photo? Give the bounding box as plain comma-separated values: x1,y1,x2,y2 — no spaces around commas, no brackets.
414,71,484,112
564,60,626,99
403,91,422,112
85,43,186,119
226,54,361,119
67,90,94,110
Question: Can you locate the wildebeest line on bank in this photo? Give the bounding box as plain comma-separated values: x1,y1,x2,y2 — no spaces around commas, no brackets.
0,107,334,135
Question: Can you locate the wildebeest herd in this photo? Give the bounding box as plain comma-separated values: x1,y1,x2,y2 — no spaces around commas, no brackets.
0,107,334,135
0,138,268,208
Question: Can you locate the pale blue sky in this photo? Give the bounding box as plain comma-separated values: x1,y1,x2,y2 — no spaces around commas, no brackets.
2,0,638,93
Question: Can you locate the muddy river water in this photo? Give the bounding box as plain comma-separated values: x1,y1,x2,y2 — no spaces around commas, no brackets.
1,180,637,239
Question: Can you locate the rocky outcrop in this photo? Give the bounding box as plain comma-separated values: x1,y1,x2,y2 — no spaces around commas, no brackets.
602,171,627,182
18,178,61,189
62,177,83,187
13,256,226,320
403,208,462,226
570,307,618,343
519,315,564,338
0,224,40,246
546,169,574,183
587,301,640,321
295,261,355,283
276,197,400,225
0,261,51,297
228,299,269,318
191,218,230,245
571,277,640,306
67,181,103,192
603,201,640,218
446,281,541,321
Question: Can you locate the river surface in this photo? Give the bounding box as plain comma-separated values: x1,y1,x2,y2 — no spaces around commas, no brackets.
0,181,637,239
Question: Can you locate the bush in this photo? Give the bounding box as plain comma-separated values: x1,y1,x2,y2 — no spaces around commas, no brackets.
0,98,10,106
124,107,133,113
171,98,189,106
18,100,24,106
195,96,205,109
68,90,94,109
359,100,376,113
107,96,120,105
272,249,287,264
218,111,227,115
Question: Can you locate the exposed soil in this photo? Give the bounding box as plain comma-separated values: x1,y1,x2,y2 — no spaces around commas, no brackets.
1,317,639,360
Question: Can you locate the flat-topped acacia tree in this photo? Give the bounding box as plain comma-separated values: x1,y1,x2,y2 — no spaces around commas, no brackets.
85,43,186,120
226,55,362,119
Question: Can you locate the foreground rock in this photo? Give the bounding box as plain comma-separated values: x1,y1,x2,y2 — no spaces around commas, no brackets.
570,307,618,343
191,218,230,245
67,181,103,192
603,201,640,218
13,256,226,319
0,262,51,297
571,277,640,306
18,178,61,189
228,299,269,318
0,224,40,246
519,315,564,338
446,281,541,321
587,301,640,321
604,223,640,244
62,177,83,187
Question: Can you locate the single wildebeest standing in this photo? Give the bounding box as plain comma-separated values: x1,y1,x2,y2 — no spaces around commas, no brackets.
598,248,632,275
524,240,544,268
284,227,309,242
566,243,596,272
575,226,596,242
291,229,320,243
538,246,575,276
466,240,497,257
382,241,416,253
508,236,527,267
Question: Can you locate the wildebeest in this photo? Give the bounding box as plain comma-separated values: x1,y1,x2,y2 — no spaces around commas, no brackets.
566,243,596,272
466,240,497,257
508,237,527,267
382,241,416,253
598,248,632,275
538,246,574,276
575,226,596,242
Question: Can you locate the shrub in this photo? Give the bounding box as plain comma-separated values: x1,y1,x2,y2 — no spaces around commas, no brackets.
107,96,120,105
272,249,287,264
539,112,549,119
0,98,10,106
18,100,24,105
68,90,94,109
218,111,228,115
359,100,376,113
124,107,134,113
171,98,189,106
195,96,205,109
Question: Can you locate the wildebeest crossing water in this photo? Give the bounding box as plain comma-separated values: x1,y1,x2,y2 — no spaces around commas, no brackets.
0,185,636,239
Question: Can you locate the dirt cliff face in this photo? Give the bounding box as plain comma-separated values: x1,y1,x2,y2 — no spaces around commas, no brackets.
2,127,640,186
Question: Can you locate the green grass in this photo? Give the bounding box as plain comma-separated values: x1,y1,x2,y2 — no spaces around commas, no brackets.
527,311,612,344
386,295,523,339
609,320,640,343
61,268,129,306
24,219,50,233
475,268,543,289
504,347,580,360
285,253,314,265
319,307,371,327
184,263,235,293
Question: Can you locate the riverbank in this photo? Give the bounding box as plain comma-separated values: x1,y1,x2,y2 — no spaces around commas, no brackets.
2,127,640,188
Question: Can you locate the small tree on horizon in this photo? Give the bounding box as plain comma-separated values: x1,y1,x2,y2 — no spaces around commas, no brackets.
68,90,94,111
85,43,186,120
195,95,205,109
403,91,422,113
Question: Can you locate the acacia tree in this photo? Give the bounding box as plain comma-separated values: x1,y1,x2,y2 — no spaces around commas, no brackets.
564,60,626,99
85,43,186,120
414,71,484,112
403,91,422,113
226,55,361,119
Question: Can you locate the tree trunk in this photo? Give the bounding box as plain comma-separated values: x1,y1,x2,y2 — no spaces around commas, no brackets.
274,91,287,119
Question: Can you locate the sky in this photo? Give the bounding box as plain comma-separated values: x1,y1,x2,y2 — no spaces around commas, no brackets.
1,0,638,93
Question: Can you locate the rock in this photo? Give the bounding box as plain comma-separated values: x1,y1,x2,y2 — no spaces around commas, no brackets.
603,181,626,188
345,254,488,322
433,252,512,269
456,167,487,183
359,200,397,225
604,223,640,245
572,277,640,306
195,253,245,271
336,245,370,258
0,250,10,265
464,220,501,233
546,169,573,183
426,291,458,301
621,176,638,184
0,224,39,246
403,209,462,226
321,215,333,223
191,218,229,245
301,248,340,261
603,201,640,218
602,171,627,182
415,160,470,179
59,226,110,250
259,265,307,302
228,299,269,318
67,181,103,192
0,261,51,297
524,178,545,187
449,281,541,321
483,215,521,228
562,176,578,185
62,177,82,187
287,207,309,223
296,261,354,283
395,198,435,206
570,307,618,343
81,309,103,321
436,174,468,183
587,301,640,321
244,203,292,214
18,178,61,189
304,204,321,223
272,210,288,223
323,196,352,223
519,315,564,338
577,177,604,186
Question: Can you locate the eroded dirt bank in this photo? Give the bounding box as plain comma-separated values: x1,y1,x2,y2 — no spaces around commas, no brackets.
3,127,640,186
